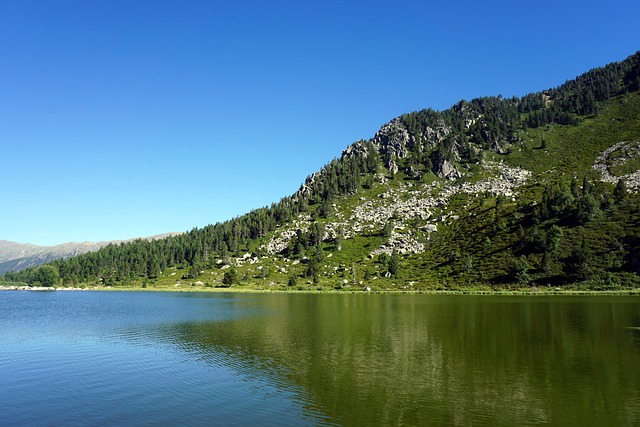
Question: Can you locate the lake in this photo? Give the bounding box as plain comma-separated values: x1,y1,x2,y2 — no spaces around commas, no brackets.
1,291,639,426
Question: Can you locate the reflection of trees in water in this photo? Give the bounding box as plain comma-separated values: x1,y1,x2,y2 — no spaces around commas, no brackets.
165,295,640,426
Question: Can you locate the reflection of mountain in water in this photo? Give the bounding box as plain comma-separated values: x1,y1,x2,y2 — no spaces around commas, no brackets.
160,295,640,426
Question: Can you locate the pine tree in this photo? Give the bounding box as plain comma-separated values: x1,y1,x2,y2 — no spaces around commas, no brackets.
222,267,237,286
540,251,552,273
545,225,563,253
388,251,400,278
614,179,628,201
288,274,298,287
564,239,592,280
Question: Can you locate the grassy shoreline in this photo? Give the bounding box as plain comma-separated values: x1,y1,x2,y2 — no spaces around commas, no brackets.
3,284,640,296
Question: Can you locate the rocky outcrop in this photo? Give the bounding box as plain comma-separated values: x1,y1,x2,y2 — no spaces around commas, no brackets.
423,118,454,150
260,161,532,256
593,140,640,191
454,161,532,198
298,172,321,200
372,119,419,175
372,229,426,256
435,159,461,179
387,156,399,175
372,119,412,162
341,139,371,158
261,215,313,254
372,117,462,176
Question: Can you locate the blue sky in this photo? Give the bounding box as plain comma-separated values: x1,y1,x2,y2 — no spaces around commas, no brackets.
1,0,639,246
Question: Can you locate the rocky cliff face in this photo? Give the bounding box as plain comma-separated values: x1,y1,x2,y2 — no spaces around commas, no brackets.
372,119,412,173
372,116,465,178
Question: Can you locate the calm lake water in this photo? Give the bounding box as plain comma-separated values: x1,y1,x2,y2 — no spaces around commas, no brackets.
1,292,639,426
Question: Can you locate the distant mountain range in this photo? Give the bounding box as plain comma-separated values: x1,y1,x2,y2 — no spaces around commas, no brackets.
0,234,179,275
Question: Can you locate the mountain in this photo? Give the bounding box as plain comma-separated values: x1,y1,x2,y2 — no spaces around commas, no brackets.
0,240,106,275
0,234,180,275
6,51,640,290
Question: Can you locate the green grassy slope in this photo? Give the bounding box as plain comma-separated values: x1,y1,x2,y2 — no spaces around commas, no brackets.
135,93,640,292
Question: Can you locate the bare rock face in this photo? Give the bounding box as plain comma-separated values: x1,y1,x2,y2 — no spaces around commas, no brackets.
373,119,412,173
436,159,461,179
298,171,322,200
341,139,370,158
387,156,399,175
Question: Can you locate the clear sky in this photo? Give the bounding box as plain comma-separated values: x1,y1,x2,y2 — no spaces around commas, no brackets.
1,0,639,246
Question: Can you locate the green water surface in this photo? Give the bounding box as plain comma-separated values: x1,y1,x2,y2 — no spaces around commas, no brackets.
1,292,639,425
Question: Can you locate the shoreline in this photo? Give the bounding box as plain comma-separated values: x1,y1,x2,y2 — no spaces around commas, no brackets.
2,285,640,296
0,285,89,291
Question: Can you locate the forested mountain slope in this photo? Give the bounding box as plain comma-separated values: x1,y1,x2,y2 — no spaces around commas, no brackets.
0,234,180,276
5,51,640,291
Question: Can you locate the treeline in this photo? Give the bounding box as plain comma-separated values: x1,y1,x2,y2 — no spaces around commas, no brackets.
523,52,640,127
399,51,640,161
4,140,380,286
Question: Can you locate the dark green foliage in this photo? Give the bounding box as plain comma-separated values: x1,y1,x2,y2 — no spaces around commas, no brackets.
147,258,162,279
382,221,394,238
570,178,580,198
334,226,344,251
449,247,461,263
564,239,593,280
288,274,298,287
538,178,609,225
319,199,333,218
378,253,390,269
483,237,492,250
545,225,563,253
388,251,400,278
615,179,628,201
524,51,640,126
463,254,474,273
284,222,325,258
575,192,602,223
540,251,553,273
528,227,546,252
32,265,60,287
305,247,322,281
510,256,531,284
185,264,199,279
222,267,237,286
309,222,325,248
544,184,575,218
